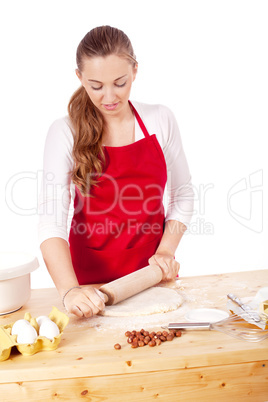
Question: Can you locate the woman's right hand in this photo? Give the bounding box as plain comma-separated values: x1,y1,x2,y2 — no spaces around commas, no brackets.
63,286,106,318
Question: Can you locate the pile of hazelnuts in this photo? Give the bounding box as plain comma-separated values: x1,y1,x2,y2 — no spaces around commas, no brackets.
114,328,182,350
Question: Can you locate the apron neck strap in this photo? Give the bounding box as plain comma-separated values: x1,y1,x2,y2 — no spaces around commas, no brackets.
129,101,150,139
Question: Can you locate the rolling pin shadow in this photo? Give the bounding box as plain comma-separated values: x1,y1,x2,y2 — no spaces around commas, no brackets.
99,264,163,305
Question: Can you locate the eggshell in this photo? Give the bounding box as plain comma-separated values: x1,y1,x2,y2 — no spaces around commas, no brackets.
11,319,31,335
16,324,38,344
39,319,60,340
36,315,50,327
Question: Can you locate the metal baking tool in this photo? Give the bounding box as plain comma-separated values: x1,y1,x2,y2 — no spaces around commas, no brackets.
162,313,268,342
227,293,261,323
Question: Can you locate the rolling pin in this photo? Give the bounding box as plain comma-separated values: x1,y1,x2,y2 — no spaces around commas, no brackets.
99,264,163,305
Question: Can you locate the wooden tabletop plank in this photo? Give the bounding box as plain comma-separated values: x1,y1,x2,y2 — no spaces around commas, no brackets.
1,269,267,384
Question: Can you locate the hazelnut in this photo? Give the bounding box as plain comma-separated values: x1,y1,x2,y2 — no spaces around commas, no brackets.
126,327,181,349
166,334,174,341
144,336,150,345
155,338,162,346
148,340,156,347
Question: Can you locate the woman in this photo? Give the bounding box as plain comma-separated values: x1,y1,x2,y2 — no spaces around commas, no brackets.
38,25,194,318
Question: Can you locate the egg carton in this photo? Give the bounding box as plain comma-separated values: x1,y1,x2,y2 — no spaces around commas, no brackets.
0,306,69,362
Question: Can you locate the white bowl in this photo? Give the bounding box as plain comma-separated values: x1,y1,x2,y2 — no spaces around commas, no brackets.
0,252,39,315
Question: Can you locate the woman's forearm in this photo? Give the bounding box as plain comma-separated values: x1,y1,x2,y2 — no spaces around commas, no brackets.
40,237,79,298
149,220,186,280
40,237,105,317
156,220,187,256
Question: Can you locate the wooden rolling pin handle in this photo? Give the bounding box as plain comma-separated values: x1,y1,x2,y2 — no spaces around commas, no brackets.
99,264,163,306
100,292,109,304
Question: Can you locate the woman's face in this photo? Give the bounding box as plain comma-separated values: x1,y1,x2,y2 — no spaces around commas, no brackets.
77,54,137,117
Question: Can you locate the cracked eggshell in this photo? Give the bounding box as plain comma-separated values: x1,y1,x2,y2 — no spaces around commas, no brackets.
39,319,60,340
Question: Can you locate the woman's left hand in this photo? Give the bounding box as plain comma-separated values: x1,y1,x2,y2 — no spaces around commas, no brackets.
148,253,180,281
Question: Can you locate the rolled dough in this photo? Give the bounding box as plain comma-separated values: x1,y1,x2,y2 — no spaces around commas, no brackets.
99,287,183,317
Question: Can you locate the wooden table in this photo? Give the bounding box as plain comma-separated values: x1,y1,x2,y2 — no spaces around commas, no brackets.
0,270,268,401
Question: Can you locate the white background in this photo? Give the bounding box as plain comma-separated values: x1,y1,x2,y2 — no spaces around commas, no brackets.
1,0,267,289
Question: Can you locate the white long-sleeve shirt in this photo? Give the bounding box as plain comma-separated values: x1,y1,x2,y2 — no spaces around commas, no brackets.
38,100,194,245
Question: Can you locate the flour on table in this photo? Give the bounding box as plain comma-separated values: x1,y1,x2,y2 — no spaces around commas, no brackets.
99,287,183,317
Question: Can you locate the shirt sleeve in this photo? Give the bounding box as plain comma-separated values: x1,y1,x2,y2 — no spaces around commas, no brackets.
156,105,194,227
38,117,74,245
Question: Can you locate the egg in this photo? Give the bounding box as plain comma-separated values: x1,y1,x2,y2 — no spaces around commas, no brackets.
39,319,60,340
11,319,31,335
16,324,38,344
36,315,51,326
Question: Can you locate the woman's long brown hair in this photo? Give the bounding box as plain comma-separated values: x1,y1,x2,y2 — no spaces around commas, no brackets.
68,26,137,196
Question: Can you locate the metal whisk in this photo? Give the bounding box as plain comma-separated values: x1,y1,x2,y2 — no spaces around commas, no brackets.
164,312,268,342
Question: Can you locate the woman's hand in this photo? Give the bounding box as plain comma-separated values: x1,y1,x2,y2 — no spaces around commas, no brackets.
63,286,106,318
148,253,180,281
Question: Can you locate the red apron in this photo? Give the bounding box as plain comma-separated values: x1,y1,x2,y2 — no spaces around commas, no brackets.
69,102,167,284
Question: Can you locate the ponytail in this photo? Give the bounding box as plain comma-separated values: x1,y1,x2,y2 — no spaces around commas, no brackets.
68,86,105,196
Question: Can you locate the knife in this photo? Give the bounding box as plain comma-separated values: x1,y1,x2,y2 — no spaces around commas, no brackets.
162,323,212,330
